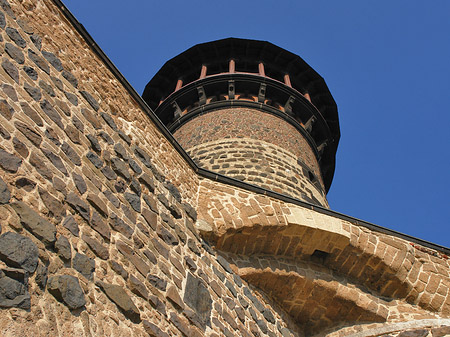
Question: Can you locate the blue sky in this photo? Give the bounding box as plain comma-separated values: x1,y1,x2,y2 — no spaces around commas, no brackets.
62,1,450,248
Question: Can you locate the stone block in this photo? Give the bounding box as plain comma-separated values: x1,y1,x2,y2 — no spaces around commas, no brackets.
55,235,71,261
96,281,140,323
0,270,30,309
83,235,109,260
47,275,86,309
0,176,10,204
11,201,56,246
109,212,134,238
0,232,38,272
0,147,22,173
73,252,95,280
183,273,212,328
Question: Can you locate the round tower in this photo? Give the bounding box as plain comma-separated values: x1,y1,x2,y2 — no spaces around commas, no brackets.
143,38,340,207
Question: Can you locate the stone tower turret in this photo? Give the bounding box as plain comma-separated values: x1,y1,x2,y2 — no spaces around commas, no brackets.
143,38,340,207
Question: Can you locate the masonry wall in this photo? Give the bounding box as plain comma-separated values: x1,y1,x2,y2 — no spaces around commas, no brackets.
0,1,298,336
196,179,450,336
174,107,328,207
0,1,449,337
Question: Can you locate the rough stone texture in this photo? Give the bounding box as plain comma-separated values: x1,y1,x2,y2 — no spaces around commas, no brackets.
6,27,26,48
83,235,109,260
166,285,184,310
35,263,48,290
63,215,79,237
11,201,56,245
109,212,133,239
96,281,140,323
2,58,19,83
41,148,67,175
184,273,212,328
55,235,71,260
0,176,10,204
72,172,87,194
66,192,90,222
0,1,447,336
0,271,30,309
47,275,86,309
29,49,49,74
0,147,21,172
72,253,95,280
40,99,63,128
86,193,108,217
5,42,24,63
38,187,65,222
0,232,38,272
41,50,63,71
90,210,111,239
86,151,103,168
143,320,170,337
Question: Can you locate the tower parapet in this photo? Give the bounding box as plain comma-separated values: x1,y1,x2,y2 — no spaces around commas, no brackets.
143,38,340,207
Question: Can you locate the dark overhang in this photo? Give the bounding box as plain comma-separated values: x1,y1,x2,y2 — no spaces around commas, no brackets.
143,38,340,191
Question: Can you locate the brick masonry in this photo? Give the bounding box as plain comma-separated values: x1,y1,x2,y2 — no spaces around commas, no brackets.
174,107,327,206
0,1,448,337
196,179,450,335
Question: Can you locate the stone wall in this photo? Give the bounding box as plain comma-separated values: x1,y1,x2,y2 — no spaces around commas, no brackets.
187,138,327,207
196,179,450,335
173,107,327,206
0,0,448,336
0,1,298,336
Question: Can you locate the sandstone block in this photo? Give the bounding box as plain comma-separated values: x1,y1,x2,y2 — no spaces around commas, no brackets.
128,274,148,300
147,274,167,291
109,260,128,279
87,193,108,217
38,187,65,222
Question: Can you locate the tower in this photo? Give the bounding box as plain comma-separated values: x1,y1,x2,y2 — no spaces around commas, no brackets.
143,38,340,207
0,3,448,335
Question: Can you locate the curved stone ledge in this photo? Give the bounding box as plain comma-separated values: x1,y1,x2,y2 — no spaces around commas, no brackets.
225,253,447,336
228,255,386,335
197,179,450,329
328,318,450,337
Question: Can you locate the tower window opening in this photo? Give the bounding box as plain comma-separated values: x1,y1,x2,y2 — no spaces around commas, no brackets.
265,66,285,83
308,170,316,182
206,61,229,76
235,60,259,74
